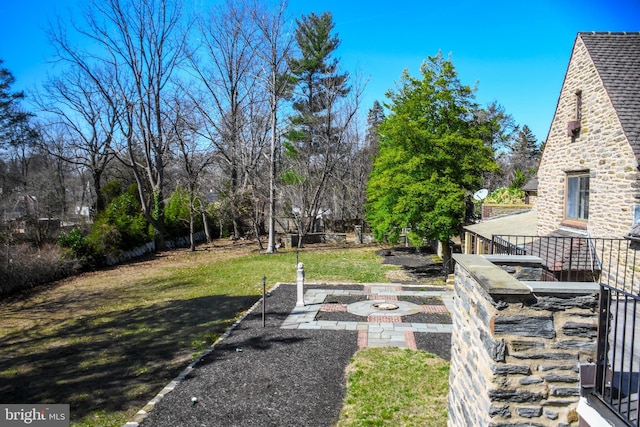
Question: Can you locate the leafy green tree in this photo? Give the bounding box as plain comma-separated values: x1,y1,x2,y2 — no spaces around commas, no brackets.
366,53,497,268
164,186,203,240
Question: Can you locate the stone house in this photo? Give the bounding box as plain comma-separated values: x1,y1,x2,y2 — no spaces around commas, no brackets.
449,33,640,427
537,32,640,240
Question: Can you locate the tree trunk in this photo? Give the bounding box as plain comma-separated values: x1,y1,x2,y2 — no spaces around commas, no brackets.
189,193,195,252
202,211,211,243
440,239,453,274
93,169,105,213
266,107,277,253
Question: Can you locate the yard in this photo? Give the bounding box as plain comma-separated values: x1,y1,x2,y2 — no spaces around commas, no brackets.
0,241,449,426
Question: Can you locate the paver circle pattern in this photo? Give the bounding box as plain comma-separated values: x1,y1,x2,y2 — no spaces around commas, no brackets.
347,299,423,317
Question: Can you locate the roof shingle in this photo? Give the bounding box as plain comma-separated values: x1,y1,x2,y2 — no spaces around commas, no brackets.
579,32,640,156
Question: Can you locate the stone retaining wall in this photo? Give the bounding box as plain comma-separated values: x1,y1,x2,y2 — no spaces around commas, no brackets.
284,232,347,248
481,204,532,220
105,231,207,265
448,254,599,427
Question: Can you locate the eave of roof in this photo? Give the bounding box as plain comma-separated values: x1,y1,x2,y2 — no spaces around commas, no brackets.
464,210,538,240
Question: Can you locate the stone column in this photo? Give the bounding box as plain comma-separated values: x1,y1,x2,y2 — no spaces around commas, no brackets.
296,262,305,307
448,254,598,427
355,225,363,244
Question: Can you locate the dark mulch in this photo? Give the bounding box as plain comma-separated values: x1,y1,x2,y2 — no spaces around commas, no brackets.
139,284,358,427
378,246,450,285
414,333,452,360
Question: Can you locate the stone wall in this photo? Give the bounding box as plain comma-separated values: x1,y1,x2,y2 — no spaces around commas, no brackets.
481,204,532,220
104,231,207,265
448,254,599,427
536,34,640,238
284,232,347,248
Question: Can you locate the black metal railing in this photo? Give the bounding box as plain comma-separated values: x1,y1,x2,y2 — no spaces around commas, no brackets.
596,285,640,426
490,234,640,425
491,235,640,290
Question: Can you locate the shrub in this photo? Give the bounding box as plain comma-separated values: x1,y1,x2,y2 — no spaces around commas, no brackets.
58,228,86,254
58,227,95,264
485,187,525,205
86,220,122,258
509,169,528,191
86,185,152,258
0,243,79,294
164,187,202,239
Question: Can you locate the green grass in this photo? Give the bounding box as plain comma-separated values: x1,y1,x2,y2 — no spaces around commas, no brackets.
0,243,396,426
338,347,450,427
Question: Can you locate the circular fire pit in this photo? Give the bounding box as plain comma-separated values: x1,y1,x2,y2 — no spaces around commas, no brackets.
347,300,421,317
372,302,399,311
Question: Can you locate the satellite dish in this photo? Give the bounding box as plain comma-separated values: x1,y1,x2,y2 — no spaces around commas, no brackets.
473,189,489,201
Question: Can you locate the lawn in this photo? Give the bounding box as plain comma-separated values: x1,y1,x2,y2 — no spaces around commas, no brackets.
0,241,399,426
338,348,450,427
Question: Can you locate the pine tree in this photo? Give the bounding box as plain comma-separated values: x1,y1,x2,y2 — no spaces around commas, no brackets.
286,12,350,152
365,100,384,153
0,60,30,147
507,124,540,185
282,12,353,240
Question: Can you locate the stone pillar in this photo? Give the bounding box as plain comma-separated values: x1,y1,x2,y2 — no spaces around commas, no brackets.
355,225,363,244
448,254,599,427
296,262,305,307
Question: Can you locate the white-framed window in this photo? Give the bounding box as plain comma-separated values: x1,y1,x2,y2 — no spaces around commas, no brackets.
565,172,589,220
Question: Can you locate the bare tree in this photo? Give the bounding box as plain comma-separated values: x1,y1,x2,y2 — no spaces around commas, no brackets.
35,64,117,214
188,0,266,241
49,0,190,248
246,0,294,252
167,95,214,251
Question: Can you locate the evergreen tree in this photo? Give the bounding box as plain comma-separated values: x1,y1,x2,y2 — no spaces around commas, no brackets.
0,60,30,148
474,101,517,189
282,12,353,240
287,11,350,152
506,124,540,186
365,100,384,154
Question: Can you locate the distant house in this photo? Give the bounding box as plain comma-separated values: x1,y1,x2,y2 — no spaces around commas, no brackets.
522,177,537,206
537,32,640,240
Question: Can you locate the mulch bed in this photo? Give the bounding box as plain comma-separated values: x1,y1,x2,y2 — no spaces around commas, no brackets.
139,284,358,427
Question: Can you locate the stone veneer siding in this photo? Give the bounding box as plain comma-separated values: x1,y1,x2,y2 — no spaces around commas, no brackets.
536,35,640,238
448,255,598,427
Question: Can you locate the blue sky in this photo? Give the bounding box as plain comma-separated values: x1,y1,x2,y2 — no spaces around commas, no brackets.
1,0,639,142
